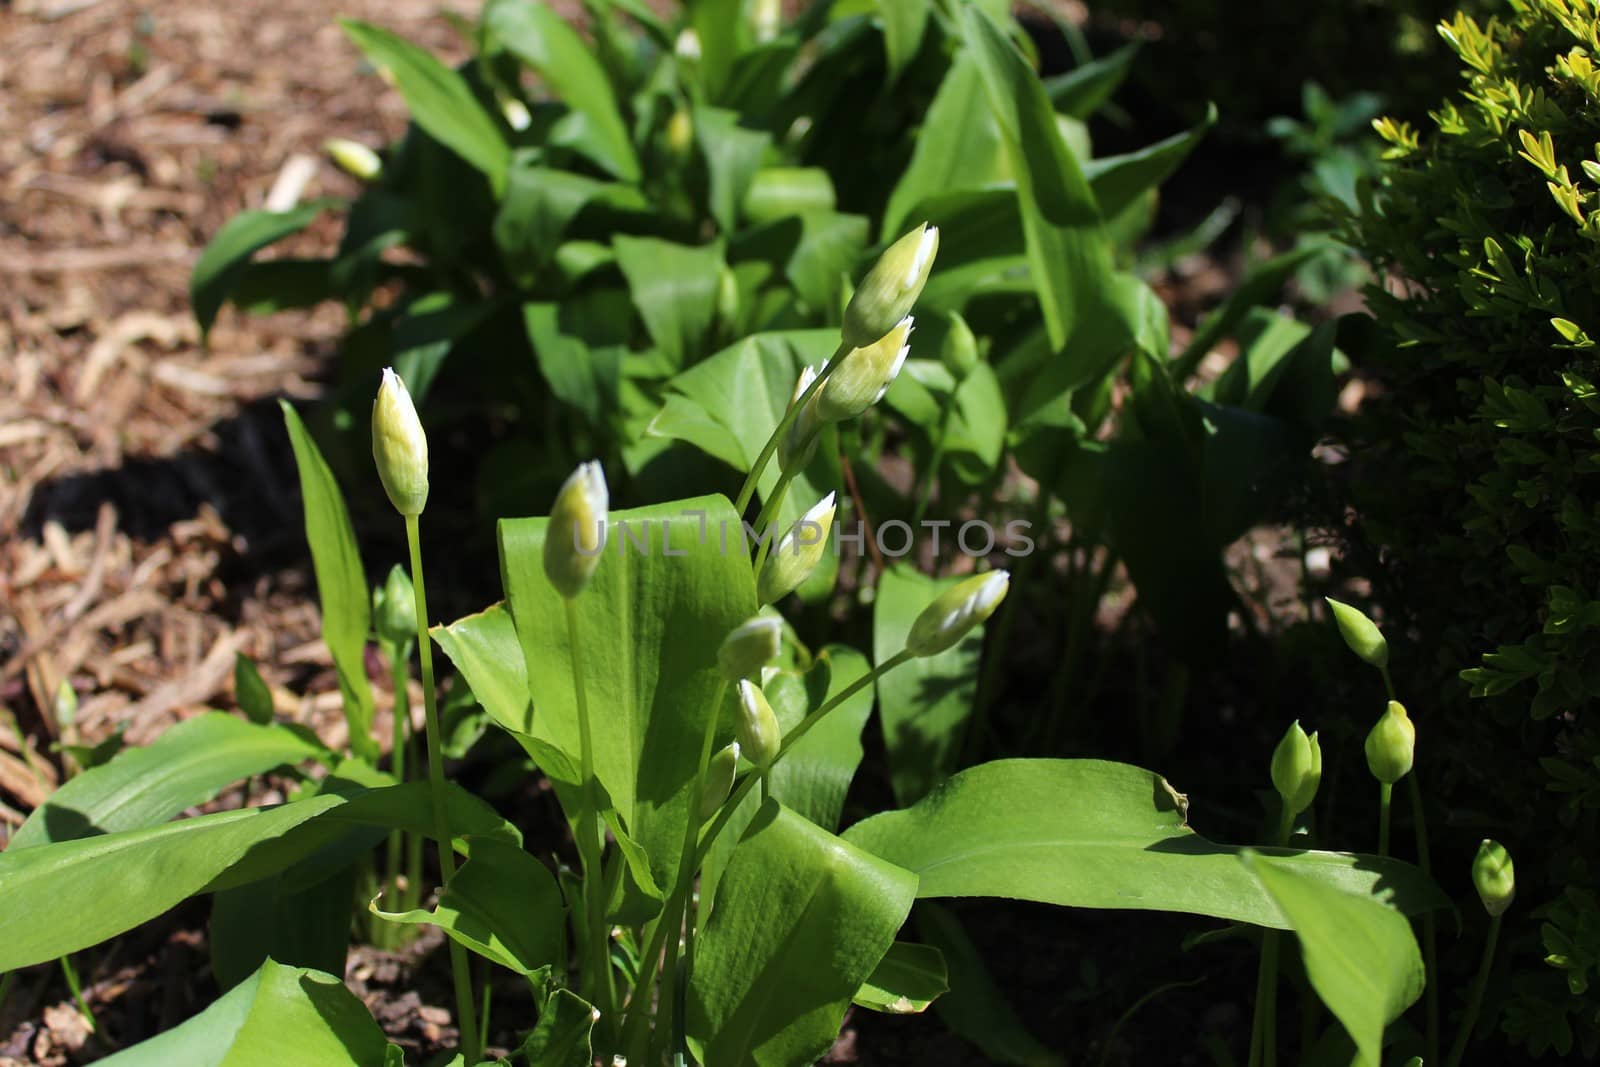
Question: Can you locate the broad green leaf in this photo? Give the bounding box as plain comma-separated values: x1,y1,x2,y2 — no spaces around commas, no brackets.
1083,104,1216,221
695,106,770,234
702,645,876,910
433,603,531,736
191,202,328,336
373,836,565,976
499,495,755,889
1043,42,1139,118
0,795,346,970
786,212,869,313
690,0,742,101
234,655,276,725
341,20,509,192
854,941,947,1014
522,302,623,426
484,0,640,180
1244,851,1425,1067
94,959,391,1067
522,988,596,1067
227,258,338,317
687,801,918,1066
881,51,1008,239
873,566,985,804
494,152,609,285
211,864,357,991
281,401,378,763
842,759,1450,929
919,902,1061,1066
877,0,931,82
742,168,837,224
613,236,725,368
390,292,498,406
886,360,1007,484
9,712,324,850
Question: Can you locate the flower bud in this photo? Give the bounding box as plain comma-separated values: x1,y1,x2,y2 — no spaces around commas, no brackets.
906,570,1009,657
777,365,823,474
751,0,781,41
324,137,382,181
701,742,740,819
372,564,417,647
674,27,702,61
735,680,782,766
501,96,533,132
941,312,980,382
544,461,609,599
756,492,836,604
841,222,939,348
371,368,429,517
1364,700,1415,784
1325,597,1389,671
817,316,913,423
1472,839,1515,917
665,107,694,159
1270,721,1322,817
718,615,783,682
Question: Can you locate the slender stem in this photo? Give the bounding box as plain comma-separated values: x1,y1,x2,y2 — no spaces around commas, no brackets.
565,598,613,1030
1248,805,1295,1067
478,964,492,1057
750,473,795,580
1446,913,1501,1067
1407,771,1439,1064
1377,781,1392,858
60,954,96,1032
404,515,480,1061
733,341,851,514
383,645,410,915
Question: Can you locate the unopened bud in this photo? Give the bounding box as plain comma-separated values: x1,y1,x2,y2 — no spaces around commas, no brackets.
674,28,702,61
500,96,532,132
1270,721,1322,817
1364,700,1415,784
324,137,382,181
372,564,417,647
53,679,78,729
841,223,938,348
735,680,782,766
665,108,694,159
1472,839,1515,917
701,742,741,818
906,570,1009,657
372,368,429,517
717,266,739,328
1326,597,1389,671
718,615,782,682
544,461,609,599
941,312,980,381
751,0,781,41
817,316,913,423
777,365,823,473
756,492,836,604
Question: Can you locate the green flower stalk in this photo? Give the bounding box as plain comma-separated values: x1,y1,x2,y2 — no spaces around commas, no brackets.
906,571,1010,657
1449,841,1515,1067
735,679,782,767
1364,700,1415,784
372,368,428,517
544,461,608,599
841,222,939,348
1325,596,1389,672
756,492,836,604
1269,721,1322,824
718,616,782,682
817,316,913,423
324,137,382,181
371,371,477,1059
700,743,741,819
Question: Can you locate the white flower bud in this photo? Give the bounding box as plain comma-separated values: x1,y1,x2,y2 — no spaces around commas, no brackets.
756,492,836,604
735,680,782,766
371,367,428,517
905,570,1009,657
700,742,741,819
841,223,939,348
674,28,702,61
544,461,609,599
719,615,783,682
817,316,912,423
324,138,383,181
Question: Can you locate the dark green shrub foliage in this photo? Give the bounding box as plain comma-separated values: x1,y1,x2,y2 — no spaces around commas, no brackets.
1348,0,1600,1054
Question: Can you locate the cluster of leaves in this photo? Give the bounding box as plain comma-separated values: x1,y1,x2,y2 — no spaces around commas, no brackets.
1343,0,1600,1055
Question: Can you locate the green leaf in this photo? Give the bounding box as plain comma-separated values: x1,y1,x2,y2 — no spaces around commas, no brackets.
484,0,641,180
613,235,726,368
522,988,596,1067
372,836,565,976
94,959,392,1067
498,495,756,890
1043,42,1139,118
1083,103,1216,220
341,20,509,192
522,303,623,426
919,902,1061,1066
1243,851,1425,1067
854,941,948,1014
191,202,328,336
873,566,985,804
234,655,276,725
494,152,609,285
877,0,931,82
432,603,531,737
882,50,1008,239
695,106,771,233
211,864,358,991
690,0,742,101
842,759,1450,929
227,258,338,316
0,796,347,970
390,292,498,406
281,401,378,763
1171,243,1327,382
687,800,918,1066
9,711,324,850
